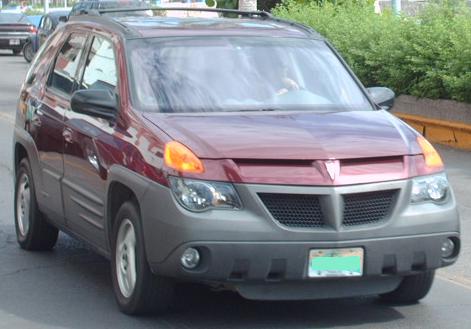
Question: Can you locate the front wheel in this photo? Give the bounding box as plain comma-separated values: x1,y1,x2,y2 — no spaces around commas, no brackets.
23,41,34,63
111,201,174,315
380,270,435,303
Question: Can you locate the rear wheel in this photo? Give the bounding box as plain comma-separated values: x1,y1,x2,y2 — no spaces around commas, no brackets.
23,42,34,63
380,271,435,303
14,158,58,250
111,201,174,315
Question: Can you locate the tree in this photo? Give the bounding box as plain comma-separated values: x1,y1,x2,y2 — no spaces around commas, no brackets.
258,0,283,11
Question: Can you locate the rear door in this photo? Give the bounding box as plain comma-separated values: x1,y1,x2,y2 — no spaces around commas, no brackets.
22,31,63,223
37,32,88,224
62,34,119,250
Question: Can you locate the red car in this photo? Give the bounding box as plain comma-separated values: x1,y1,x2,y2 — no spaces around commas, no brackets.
14,8,460,315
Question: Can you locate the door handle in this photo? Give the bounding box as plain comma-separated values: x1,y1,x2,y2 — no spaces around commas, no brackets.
63,128,73,144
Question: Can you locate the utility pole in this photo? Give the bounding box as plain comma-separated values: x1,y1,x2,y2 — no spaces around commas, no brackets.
238,0,257,11
391,0,401,15
44,0,49,13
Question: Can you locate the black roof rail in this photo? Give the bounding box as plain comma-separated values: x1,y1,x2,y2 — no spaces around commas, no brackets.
73,6,317,38
97,6,273,19
267,16,317,36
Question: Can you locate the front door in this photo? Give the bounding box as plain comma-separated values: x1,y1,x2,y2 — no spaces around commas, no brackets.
62,35,119,250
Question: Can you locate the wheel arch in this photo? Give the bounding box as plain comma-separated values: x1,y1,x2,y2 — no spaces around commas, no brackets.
13,128,42,187
14,142,28,175
105,165,151,252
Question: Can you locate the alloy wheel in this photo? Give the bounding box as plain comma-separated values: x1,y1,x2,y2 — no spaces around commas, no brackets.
16,172,31,237
115,218,137,298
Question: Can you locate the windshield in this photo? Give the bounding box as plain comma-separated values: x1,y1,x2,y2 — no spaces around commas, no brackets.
128,37,373,113
0,13,30,24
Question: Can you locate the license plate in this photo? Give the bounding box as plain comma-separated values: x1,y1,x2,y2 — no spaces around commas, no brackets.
9,39,20,46
308,247,364,278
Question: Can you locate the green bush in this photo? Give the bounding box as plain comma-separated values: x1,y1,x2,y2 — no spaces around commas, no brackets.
273,0,471,103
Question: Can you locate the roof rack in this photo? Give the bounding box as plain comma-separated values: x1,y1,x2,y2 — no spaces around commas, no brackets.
76,6,317,38
96,7,273,19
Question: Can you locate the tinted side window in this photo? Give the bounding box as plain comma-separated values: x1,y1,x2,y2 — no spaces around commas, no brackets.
43,17,53,31
70,3,83,15
25,32,62,86
38,16,45,29
81,36,117,92
49,33,87,95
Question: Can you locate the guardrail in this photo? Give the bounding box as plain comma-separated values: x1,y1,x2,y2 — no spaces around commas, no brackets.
396,113,471,150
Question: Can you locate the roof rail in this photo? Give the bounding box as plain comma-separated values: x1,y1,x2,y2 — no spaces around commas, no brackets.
77,7,317,38
97,7,273,18
267,16,317,36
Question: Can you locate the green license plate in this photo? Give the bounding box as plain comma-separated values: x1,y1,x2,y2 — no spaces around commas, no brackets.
308,248,364,278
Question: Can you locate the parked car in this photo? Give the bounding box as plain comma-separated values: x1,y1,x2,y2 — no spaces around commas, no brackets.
26,14,43,27
0,12,35,55
23,10,69,62
69,0,151,17
14,7,460,315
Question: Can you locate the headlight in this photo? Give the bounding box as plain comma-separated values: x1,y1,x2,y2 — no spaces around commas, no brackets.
411,173,449,203
168,176,242,212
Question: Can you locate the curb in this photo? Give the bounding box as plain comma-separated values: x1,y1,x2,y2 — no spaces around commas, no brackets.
396,113,471,151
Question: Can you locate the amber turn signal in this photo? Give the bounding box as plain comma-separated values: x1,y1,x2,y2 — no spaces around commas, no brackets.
164,141,204,173
417,136,444,169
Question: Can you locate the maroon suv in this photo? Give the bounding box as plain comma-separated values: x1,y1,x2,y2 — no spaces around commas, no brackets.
13,8,460,315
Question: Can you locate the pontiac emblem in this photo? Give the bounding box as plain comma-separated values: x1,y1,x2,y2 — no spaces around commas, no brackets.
324,159,340,181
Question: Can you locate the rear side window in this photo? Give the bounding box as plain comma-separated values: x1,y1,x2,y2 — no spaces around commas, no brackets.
81,36,117,92
24,31,63,86
48,33,87,95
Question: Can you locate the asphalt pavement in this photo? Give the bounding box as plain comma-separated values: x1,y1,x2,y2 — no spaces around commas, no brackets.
0,52,471,329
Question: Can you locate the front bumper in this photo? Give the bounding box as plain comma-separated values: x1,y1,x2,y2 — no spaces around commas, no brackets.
140,177,460,298
154,232,459,279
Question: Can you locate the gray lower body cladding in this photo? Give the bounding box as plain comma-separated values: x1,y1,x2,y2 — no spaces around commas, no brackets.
150,233,457,300
136,175,459,299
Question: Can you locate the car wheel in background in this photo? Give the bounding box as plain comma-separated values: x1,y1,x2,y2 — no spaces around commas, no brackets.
14,158,59,250
111,201,174,315
379,270,435,303
12,49,21,55
23,41,34,63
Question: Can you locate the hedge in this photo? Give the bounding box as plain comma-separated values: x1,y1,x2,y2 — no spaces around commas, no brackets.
273,0,471,103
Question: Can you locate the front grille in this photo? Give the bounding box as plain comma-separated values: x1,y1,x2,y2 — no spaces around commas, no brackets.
342,190,397,226
258,193,324,228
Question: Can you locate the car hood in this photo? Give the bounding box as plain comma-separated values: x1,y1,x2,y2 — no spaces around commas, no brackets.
143,110,420,160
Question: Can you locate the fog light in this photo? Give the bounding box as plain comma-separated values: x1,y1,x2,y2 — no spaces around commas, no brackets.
181,248,200,269
441,238,455,258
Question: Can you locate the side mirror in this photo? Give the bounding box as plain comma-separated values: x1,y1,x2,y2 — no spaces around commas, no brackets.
367,87,395,111
58,15,68,23
71,89,118,120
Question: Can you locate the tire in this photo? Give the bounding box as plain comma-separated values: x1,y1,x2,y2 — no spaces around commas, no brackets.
380,270,435,303
23,42,34,63
12,49,21,55
111,201,174,315
14,158,59,251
